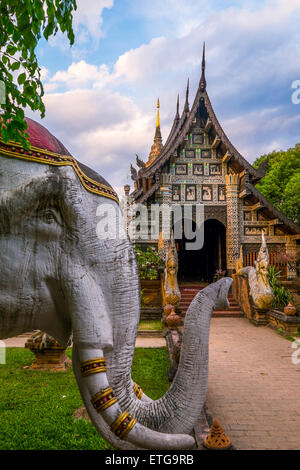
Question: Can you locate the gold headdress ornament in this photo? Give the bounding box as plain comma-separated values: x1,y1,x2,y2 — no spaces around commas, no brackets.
0,138,119,204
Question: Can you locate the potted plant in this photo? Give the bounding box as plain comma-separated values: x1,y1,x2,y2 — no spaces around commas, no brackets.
135,244,164,307
268,266,295,310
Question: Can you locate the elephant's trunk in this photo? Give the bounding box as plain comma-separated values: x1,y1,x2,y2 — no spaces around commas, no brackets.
110,275,232,434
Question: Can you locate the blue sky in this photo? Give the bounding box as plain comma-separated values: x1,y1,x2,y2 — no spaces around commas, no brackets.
28,0,300,194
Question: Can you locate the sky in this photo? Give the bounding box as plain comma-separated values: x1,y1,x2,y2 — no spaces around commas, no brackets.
28,0,300,195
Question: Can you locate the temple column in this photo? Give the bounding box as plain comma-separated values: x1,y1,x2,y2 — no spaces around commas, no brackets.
285,237,298,280
225,174,240,276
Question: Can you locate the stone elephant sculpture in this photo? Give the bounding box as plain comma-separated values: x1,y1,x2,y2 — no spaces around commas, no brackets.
0,118,232,450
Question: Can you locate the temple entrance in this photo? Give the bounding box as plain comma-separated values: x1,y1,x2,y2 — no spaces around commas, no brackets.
175,219,226,282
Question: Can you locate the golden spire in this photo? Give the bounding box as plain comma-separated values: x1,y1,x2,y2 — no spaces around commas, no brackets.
156,97,160,128
146,97,163,167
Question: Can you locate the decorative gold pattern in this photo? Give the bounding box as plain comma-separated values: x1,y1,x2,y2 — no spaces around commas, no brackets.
133,383,143,399
111,411,137,439
80,358,107,377
91,387,118,412
0,138,119,203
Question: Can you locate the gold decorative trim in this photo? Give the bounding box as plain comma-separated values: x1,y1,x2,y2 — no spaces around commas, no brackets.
80,358,107,377
133,383,143,400
111,411,137,440
0,138,119,203
91,387,118,412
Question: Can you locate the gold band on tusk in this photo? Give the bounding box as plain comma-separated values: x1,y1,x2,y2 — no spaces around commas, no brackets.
133,383,143,400
111,411,137,440
91,387,118,412
80,358,107,377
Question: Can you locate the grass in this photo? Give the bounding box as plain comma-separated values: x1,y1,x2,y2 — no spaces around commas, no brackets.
277,325,300,342
138,319,164,331
0,347,169,450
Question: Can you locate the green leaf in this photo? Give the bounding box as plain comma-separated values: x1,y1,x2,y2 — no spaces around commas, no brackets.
17,73,26,85
11,61,21,71
6,44,17,55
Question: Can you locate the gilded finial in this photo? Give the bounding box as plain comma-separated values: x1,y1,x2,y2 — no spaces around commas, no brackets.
156,97,160,128
147,97,163,166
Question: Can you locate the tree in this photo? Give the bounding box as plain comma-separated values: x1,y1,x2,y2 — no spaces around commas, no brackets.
253,145,300,225
0,0,77,147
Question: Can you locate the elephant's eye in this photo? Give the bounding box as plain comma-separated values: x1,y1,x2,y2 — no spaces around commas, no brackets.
36,208,62,225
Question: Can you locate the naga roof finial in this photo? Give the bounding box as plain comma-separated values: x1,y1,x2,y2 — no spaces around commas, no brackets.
175,94,180,120
199,41,207,92
184,78,190,112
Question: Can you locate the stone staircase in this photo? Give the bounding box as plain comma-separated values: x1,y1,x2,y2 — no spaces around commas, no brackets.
179,284,243,318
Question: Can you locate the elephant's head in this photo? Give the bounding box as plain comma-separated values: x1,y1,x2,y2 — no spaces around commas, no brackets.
0,119,232,450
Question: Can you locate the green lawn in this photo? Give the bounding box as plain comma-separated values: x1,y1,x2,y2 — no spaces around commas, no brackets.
138,319,164,331
0,347,170,450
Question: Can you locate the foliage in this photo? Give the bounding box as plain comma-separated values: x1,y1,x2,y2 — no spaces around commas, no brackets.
0,346,169,449
0,0,77,147
214,269,226,281
268,266,294,308
253,145,300,225
135,244,164,280
140,288,145,307
272,245,300,271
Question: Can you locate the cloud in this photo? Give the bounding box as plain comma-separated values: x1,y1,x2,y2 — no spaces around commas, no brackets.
50,61,112,89
72,0,114,44
47,0,114,52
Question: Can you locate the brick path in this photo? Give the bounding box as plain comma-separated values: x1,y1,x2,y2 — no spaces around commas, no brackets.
207,318,300,450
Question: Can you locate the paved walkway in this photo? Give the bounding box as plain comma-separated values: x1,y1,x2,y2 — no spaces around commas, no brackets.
2,333,166,348
207,318,300,450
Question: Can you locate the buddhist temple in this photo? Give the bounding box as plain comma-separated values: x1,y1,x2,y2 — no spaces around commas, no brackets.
127,44,300,283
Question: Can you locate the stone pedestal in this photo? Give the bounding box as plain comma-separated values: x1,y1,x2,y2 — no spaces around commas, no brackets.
25,332,71,371
268,310,300,336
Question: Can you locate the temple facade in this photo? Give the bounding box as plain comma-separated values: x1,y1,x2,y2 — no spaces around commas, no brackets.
126,45,300,283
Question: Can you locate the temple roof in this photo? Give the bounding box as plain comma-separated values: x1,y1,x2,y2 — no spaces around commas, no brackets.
141,44,259,180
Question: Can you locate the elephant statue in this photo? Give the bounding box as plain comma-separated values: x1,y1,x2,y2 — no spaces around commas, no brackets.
0,118,232,450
